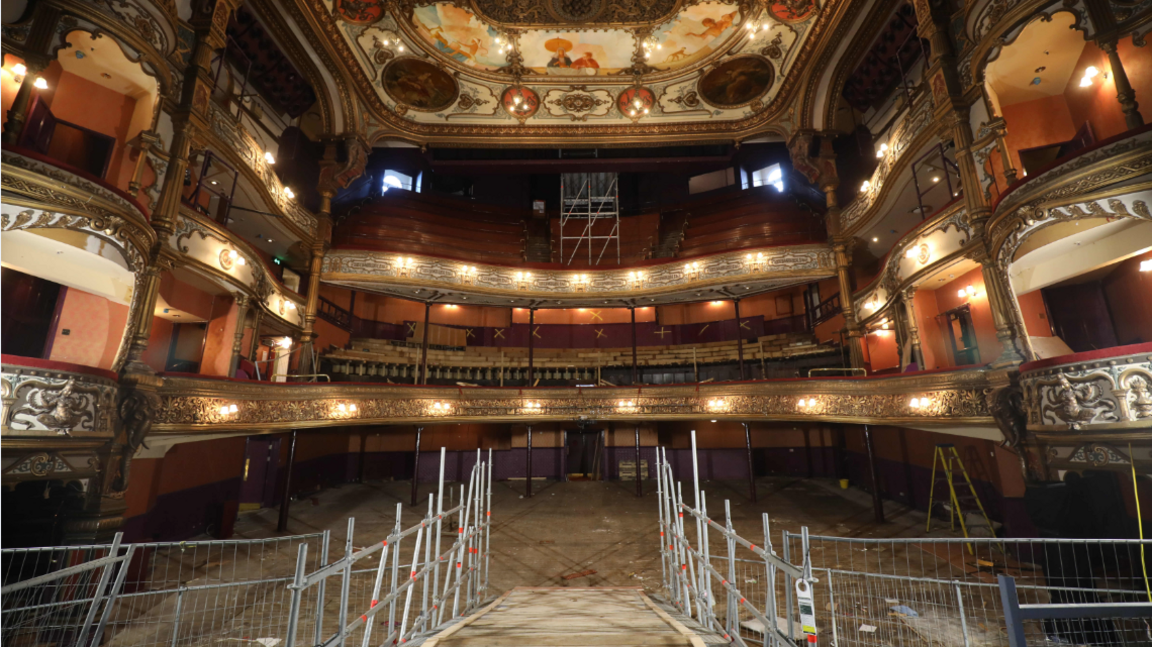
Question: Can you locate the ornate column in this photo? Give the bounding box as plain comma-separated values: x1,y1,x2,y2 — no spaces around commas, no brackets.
1100,39,1144,130
977,254,1032,367
1,4,59,145
900,288,926,370
228,293,251,377
299,138,370,377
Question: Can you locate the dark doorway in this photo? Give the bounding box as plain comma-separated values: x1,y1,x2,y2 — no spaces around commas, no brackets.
1,268,63,359
1041,281,1119,352
565,429,604,481
164,323,208,373
937,304,980,366
239,438,281,511
22,98,116,179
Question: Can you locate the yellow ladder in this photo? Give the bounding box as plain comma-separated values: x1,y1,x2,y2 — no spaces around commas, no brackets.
926,444,996,545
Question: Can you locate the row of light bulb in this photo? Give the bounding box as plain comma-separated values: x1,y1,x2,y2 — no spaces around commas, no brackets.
259,152,296,200
378,38,405,52
8,64,48,89
628,98,649,117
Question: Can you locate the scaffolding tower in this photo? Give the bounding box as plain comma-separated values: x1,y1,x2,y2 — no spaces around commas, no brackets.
560,172,620,265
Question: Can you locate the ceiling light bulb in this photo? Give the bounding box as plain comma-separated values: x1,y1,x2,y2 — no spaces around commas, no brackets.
264,152,276,164
966,285,976,296
33,77,47,90
958,289,966,298
808,399,816,407
398,45,404,52
872,237,879,242
643,108,649,114
219,406,230,415
932,176,939,183
229,404,238,413
798,398,806,407
634,99,642,108
284,187,295,199
350,404,357,412
338,403,347,412
630,110,636,116
12,63,26,76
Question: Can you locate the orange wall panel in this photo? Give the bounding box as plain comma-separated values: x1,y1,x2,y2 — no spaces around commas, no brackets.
1016,290,1053,338
1104,251,1152,345
47,288,129,370
1064,42,1128,142
865,330,899,372
930,268,1001,366
1001,95,1077,172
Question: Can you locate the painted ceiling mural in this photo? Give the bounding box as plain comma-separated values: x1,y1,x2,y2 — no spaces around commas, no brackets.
318,0,827,143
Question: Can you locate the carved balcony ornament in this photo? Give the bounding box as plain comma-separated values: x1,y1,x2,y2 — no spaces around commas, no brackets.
1021,349,1152,432
2,367,116,437
745,252,765,272
515,270,533,291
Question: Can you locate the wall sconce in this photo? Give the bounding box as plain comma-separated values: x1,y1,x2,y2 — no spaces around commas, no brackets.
875,143,888,159
905,243,930,264
336,403,359,415
285,300,296,311
860,180,871,193
284,187,295,200
515,271,533,290
33,77,48,90
10,63,27,83
220,249,247,270
909,396,932,410
398,256,414,277
706,398,727,411
745,252,765,272
277,337,292,349
616,400,637,412
219,403,239,416
1079,66,1101,87
462,265,477,285
1141,260,1152,273
264,151,276,164
880,318,889,330
431,401,452,414
628,270,645,287
796,397,818,410
573,273,589,292
957,285,976,299
523,401,543,414
686,261,702,279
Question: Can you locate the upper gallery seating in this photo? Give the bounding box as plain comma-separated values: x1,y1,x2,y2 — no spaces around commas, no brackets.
335,189,527,263
663,187,824,258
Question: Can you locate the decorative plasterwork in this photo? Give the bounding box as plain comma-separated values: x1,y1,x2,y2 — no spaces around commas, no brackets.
322,244,836,305
288,0,834,144
2,364,119,439
204,102,318,239
840,93,937,234
151,367,1000,430
1020,348,1152,432
853,203,972,324
172,210,307,329
1,150,156,272
988,129,1152,274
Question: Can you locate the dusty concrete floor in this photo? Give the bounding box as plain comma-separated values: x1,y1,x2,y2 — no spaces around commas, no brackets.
232,475,937,598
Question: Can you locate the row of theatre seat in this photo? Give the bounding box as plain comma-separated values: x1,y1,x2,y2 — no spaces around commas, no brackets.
331,186,824,266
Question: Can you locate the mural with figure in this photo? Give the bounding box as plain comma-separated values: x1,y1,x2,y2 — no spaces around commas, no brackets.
649,3,740,71
520,31,635,75
412,3,508,71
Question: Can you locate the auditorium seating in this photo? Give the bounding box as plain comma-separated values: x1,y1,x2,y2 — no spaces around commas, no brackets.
334,189,527,263
662,186,824,258
320,333,839,385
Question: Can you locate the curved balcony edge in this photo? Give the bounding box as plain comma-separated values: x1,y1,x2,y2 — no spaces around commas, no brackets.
322,243,837,306
1,355,120,445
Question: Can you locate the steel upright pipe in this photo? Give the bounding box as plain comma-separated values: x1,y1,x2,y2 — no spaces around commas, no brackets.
635,425,642,497
863,424,885,523
630,306,638,384
743,422,757,503
337,518,354,647
734,298,746,380
526,425,533,498
484,448,493,596
277,429,298,532
527,308,536,385
411,427,423,506
419,301,431,384
433,448,446,617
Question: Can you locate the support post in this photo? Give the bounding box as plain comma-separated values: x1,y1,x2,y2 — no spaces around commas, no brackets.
420,301,431,384
228,294,251,378
901,288,926,370
277,429,297,532
1101,39,1144,130
248,309,263,362
528,308,536,385
630,306,638,385
733,298,746,380
743,422,756,503
526,425,533,498
411,426,422,506
635,424,642,497
863,424,884,523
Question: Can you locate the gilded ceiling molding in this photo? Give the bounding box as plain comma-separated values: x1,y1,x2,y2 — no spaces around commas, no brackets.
247,0,342,135
283,0,854,146
150,367,1002,431
322,244,836,305
803,0,894,131
1,150,157,272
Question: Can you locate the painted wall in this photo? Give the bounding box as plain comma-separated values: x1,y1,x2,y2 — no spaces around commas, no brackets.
1064,41,1129,143
1000,95,1077,173
47,287,129,370
658,287,806,326
1103,251,1152,345
512,307,656,325
199,297,240,377
863,329,900,373
917,268,1000,368
1,55,24,133
1016,289,1054,338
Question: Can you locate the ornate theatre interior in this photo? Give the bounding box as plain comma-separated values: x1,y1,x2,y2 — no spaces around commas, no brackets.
2,0,1151,643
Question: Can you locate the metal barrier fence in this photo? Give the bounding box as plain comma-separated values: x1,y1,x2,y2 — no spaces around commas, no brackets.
1,447,493,647
656,431,814,647
782,533,1152,647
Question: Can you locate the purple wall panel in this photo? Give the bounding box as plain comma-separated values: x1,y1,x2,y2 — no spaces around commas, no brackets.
399,317,767,349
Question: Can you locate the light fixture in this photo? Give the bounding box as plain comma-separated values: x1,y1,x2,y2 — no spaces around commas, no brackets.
33,77,48,90
287,301,296,310
958,285,976,298
860,180,870,192
905,247,917,259
11,63,26,83
875,143,888,158
932,176,939,183
264,151,276,164
278,337,292,349
711,300,724,306
1079,66,1099,87
1140,260,1152,272
909,397,922,408
284,187,295,199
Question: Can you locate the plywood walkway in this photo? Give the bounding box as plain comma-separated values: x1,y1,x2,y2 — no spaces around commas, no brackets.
423,588,710,647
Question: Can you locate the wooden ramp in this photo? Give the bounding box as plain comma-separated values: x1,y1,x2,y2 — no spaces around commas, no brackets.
423,587,709,647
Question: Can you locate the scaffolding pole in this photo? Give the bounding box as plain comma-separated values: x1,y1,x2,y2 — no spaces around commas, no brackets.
559,172,620,265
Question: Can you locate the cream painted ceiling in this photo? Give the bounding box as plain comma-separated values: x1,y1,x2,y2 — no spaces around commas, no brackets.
984,12,1085,108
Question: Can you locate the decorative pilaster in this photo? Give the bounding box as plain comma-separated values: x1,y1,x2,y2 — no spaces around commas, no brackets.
1100,39,1144,130
978,255,1031,368
901,287,926,370
229,293,251,377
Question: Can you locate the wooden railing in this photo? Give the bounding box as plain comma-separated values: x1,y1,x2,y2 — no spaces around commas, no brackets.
812,293,842,326
318,296,352,331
